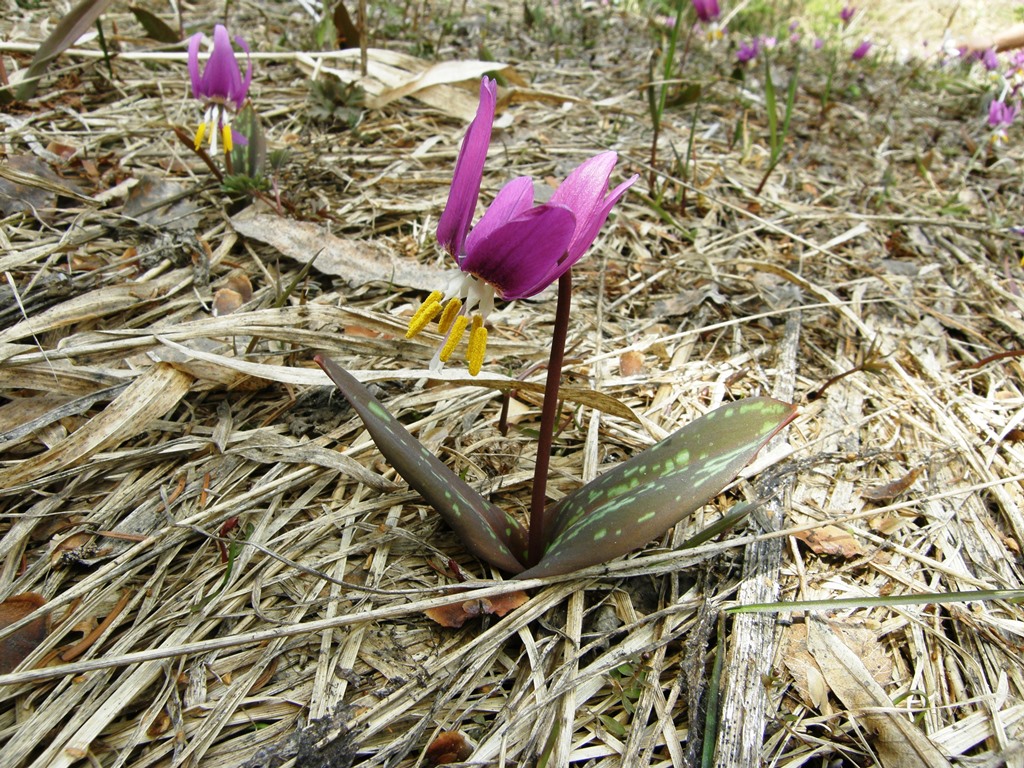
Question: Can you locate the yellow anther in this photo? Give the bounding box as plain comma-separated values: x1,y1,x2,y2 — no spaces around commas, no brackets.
194,123,207,151
467,317,487,376
437,297,463,335
222,124,233,153
439,315,469,363
406,291,443,339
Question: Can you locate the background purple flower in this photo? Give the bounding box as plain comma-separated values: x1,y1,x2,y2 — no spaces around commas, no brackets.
852,40,872,60
691,0,720,23
737,39,759,63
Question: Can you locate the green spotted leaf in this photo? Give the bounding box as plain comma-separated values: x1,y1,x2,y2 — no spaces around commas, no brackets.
316,355,527,573
515,398,797,580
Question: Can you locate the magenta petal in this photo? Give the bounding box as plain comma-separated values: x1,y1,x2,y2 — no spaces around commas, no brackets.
231,35,253,107
461,205,576,299
464,176,535,260
534,172,638,288
201,25,242,101
436,77,498,258
550,152,637,262
187,32,203,98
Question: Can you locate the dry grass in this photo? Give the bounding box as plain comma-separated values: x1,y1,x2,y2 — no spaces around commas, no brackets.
1,1,1024,766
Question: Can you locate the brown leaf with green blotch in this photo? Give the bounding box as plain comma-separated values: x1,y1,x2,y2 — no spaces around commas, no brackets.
0,593,48,674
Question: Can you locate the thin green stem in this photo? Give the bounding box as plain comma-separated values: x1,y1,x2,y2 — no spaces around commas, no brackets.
528,269,572,567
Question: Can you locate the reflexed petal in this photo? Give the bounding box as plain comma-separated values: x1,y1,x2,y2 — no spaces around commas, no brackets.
461,204,575,299
551,152,638,262
231,34,253,107
436,77,498,258
187,32,203,97
464,176,534,260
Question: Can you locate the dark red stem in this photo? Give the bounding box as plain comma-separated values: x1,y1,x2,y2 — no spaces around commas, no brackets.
528,270,572,567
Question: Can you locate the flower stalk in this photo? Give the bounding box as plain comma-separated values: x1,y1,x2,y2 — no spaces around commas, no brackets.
528,269,573,567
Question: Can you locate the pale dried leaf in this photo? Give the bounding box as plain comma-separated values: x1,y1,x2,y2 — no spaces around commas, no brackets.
0,364,192,489
231,206,442,289
807,617,951,768
792,525,866,559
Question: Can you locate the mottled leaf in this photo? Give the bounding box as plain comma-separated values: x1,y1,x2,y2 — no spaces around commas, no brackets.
229,101,266,180
516,398,796,579
316,355,527,573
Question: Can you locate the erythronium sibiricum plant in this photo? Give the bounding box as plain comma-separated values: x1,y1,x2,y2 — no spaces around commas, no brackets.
406,76,637,375
315,77,797,580
188,24,252,155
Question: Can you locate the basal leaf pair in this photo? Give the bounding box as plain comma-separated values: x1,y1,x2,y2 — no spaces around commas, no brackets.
316,355,796,579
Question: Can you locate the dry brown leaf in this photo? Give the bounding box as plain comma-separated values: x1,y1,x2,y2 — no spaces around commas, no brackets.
0,268,189,345
792,525,866,559
424,591,529,628
371,59,514,108
123,176,201,231
425,730,473,765
0,593,48,674
619,350,645,376
861,468,923,502
211,288,245,317
780,624,829,709
295,49,515,120
211,271,253,317
807,617,951,768
231,206,442,289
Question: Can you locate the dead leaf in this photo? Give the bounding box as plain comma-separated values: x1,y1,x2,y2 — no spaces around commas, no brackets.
0,155,86,220
211,289,245,317
792,525,866,559
425,730,472,765
294,48,515,121
861,468,922,502
424,591,529,628
619,350,645,376
0,364,193,490
0,592,48,674
807,617,951,768
231,206,442,289
211,271,253,316
123,176,201,231
780,624,829,709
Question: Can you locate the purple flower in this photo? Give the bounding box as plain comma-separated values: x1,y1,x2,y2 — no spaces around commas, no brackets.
988,98,1019,128
989,99,1019,144
840,5,855,25
188,25,253,154
691,0,720,23
737,39,760,63
813,37,825,50
851,40,872,60
410,77,638,374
